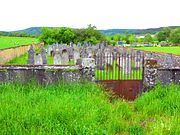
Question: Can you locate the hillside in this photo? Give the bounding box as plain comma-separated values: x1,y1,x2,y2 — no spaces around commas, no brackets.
1,26,179,36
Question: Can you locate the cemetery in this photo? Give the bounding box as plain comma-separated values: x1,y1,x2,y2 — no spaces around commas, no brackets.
0,42,180,100
0,41,180,134
0,27,180,135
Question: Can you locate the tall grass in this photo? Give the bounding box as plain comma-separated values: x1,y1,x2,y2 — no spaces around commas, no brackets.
0,82,180,134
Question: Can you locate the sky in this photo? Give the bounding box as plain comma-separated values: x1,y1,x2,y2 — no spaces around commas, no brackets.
0,0,180,31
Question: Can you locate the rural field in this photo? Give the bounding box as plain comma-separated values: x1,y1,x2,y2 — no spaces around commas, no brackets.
0,36,39,49
133,46,180,55
0,82,179,135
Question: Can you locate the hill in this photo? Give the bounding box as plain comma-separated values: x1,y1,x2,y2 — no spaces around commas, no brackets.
1,26,180,36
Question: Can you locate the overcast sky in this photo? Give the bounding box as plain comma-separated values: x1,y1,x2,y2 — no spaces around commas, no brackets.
0,0,179,31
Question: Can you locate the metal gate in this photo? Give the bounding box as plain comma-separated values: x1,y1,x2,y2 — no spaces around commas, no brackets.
95,51,144,100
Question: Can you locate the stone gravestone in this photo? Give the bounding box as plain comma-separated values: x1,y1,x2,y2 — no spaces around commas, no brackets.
86,47,93,58
40,46,47,64
35,54,43,65
70,42,73,47
61,49,69,65
77,42,81,48
74,49,80,64
163,54,174,68
96,50,105,70
81,48,88,58
54,51,61,65
27,45,34,64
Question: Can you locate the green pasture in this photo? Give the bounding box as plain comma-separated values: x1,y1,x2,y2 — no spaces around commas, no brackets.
0,82,179,134
0,36,39,49
133,46,180,55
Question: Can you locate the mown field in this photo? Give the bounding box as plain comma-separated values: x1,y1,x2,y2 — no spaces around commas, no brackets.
133,46,180,55
0,36,39,49
0,82,180,135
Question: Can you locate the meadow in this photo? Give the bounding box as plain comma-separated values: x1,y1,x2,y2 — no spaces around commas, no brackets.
133,46,180,55
0,82,180,135
0,36,39,49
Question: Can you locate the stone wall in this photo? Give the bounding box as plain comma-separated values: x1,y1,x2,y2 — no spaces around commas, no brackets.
0,65,82,85
0,43,43,64
0,58,95,85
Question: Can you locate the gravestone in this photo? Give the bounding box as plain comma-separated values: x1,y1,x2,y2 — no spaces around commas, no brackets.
54,51,61,65
61,49,69,65
27,45,34,64
86,47,93,58
40,46,47,64
74,49,80,64
70,42,73,47
34,54,43,65
96,50,105,70
77,42,81,48
81,48,88,58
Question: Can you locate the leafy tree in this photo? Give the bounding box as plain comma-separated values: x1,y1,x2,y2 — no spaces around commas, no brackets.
156,27,171,42
169,28,180,44
113,34,122,41
144,34,153,43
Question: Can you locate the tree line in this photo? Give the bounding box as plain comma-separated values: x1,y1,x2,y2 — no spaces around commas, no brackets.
39,25,106,45
108,27,180,45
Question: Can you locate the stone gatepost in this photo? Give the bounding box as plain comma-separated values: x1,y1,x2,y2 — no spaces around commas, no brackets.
144,59,158,88
81,58,96,81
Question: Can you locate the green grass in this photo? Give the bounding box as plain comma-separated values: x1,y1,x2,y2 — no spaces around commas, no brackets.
0,36,39,49
0,82,179,134
133,46,180,55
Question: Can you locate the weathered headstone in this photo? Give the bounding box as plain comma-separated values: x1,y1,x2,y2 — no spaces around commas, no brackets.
54,51,61,65
40,46,47,64
96,50,105,70
74,50,80,64
27,45,34,64
35,54,43,65
61,49,69,65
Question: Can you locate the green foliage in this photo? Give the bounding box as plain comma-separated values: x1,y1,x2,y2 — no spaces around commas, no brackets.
156,27,171,42
39,25,105,45
143,34,153,43
169,28,180,44
128,124,144,135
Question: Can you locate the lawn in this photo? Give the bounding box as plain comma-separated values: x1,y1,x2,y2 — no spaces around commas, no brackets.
0,82,179,134
133,46,180,55
0,36,39,49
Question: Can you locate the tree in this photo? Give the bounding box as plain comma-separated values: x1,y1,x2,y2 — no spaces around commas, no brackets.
144,34,153,43
156,27,171,42
169,28,180,44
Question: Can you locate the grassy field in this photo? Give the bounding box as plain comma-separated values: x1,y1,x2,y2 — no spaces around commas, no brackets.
0,82,179,134
133,46,180,55
0,36,39,49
